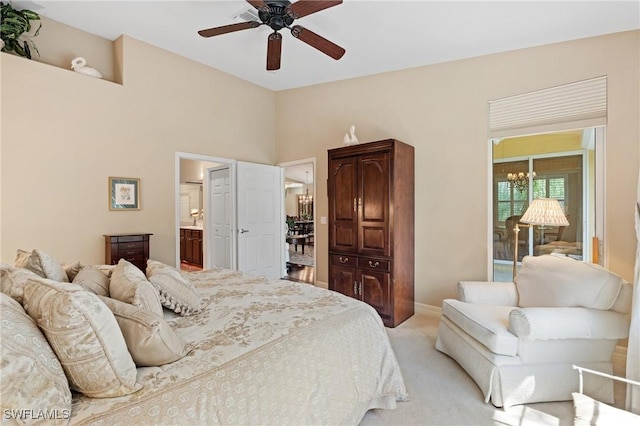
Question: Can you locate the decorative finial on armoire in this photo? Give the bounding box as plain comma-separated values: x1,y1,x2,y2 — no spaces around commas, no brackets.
343,125,359,146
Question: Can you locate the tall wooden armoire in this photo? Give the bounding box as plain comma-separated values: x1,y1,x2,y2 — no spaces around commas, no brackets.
328,139,414,327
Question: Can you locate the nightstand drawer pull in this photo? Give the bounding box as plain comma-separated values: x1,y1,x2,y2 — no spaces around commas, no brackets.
368,261,380,268
339,256,349,264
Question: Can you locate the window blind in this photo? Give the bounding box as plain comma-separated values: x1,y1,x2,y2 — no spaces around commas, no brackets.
489,76,607,138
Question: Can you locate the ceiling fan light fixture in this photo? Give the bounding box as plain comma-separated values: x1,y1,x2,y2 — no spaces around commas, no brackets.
198,0,345,70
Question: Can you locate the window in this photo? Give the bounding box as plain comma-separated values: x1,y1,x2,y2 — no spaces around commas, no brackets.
496,180,528,224
492,133,591,281
533,176,567,209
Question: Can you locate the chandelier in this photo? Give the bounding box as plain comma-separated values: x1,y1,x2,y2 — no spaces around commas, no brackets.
507,171,536,193
300,171,313,204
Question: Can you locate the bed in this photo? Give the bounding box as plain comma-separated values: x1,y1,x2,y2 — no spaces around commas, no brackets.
2,260,408,425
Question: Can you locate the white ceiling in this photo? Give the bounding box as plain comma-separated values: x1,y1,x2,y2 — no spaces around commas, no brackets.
17,1,640,91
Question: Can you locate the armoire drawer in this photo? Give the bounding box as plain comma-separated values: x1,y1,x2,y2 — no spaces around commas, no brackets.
357,257,391,272
330,253,357,267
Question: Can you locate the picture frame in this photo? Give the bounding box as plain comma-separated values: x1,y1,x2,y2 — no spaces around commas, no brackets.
109,177,140,210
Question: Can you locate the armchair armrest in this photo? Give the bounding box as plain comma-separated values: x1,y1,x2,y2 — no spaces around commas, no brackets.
509,307,630,340
456,281,518,306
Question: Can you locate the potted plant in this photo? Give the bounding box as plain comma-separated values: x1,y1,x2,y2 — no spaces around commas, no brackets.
0,2,41,59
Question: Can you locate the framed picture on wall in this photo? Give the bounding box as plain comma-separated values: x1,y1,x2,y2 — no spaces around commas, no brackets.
109,177,140,210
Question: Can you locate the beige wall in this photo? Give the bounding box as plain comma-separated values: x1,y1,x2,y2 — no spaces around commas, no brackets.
1,35,276,266
1,21,638,309
275,30,640,306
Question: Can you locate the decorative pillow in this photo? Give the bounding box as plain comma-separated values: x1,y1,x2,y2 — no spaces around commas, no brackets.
0,293,72,424
0,267,40,304
62,261,83,281
97,264,116,278
73,265,110,296
573,392,640,425
110,259,163,317
0,263,14,296
99,296,191,367
22,277,142,398
15,249,69,283
515,255,623,310
146,260,201,315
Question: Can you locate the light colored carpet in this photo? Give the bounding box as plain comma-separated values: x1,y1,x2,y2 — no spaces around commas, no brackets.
360,312,625,426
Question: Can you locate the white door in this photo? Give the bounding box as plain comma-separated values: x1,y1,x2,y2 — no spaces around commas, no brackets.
207,166,232,269
237,161,283,279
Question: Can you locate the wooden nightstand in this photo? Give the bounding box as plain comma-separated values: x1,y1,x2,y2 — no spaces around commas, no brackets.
104,233,152,271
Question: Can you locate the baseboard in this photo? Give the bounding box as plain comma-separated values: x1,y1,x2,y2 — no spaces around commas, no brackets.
415,302,441,316
315,280,328,290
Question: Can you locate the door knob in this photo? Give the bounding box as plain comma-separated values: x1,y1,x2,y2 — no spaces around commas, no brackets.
238,228,249,233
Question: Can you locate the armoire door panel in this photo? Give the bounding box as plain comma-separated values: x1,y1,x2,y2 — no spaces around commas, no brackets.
360,270,391,317
329,157,358,252
333,224,356,250
360,226,386,252
358,152,390,256
360,153,389,223
329,265,358,299
332,160,357,221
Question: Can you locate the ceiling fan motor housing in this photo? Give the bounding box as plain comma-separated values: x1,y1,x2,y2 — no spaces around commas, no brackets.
259,1,294,32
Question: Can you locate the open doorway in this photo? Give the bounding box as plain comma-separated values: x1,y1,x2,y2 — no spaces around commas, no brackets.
280,159,316,284
491,128,603,281
176,152,285,279
178,157,224,272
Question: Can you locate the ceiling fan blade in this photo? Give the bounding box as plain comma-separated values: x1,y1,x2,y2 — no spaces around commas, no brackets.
267,33,282,71
246,0,269,11
291,25,345,60
198,21,260,38
288,0,342,19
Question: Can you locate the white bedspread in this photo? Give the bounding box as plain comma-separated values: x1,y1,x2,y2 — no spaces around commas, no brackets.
70,268,408,425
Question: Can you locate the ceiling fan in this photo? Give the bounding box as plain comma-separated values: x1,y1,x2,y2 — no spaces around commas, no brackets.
198,0,345,71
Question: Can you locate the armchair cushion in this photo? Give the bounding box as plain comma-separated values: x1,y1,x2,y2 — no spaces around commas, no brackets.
457,281,518,306
515,255,623,310
442,299,518,356
508,307,630,340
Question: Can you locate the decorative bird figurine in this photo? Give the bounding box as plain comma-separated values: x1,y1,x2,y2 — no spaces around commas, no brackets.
343,125,359,146
71,57,103,78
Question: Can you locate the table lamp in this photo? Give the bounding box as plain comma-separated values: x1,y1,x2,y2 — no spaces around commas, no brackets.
190,208,199,226
512,198,569,279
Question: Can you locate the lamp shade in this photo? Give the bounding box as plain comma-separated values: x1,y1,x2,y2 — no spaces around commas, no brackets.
520,198,569,226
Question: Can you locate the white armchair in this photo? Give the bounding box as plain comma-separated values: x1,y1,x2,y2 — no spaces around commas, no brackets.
435,255,632,409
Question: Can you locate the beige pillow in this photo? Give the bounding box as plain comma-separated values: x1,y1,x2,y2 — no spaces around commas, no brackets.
63,261,83,281
97,264,116,278
99,296,191,367
110,259,163,317
15,249,69,283
0,266,40,304
73,265,110,296
22,278,142,398
0,263,14,296
0,293,72,424
146,260,201,315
